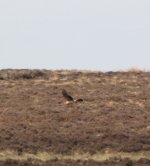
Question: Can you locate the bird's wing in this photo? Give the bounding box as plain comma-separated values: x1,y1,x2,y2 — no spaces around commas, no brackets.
76,98,83,102
62,89,74,101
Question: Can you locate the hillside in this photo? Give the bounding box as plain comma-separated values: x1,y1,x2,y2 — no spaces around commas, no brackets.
0,69,149,166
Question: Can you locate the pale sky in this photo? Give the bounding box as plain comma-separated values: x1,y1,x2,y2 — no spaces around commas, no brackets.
0,0,150,71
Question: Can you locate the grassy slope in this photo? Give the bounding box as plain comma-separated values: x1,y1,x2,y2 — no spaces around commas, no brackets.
0,69,150,165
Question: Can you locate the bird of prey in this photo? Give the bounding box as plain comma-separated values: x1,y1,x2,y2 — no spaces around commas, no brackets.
62,89,83,104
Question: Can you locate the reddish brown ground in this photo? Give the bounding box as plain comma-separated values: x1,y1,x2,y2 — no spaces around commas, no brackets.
0,69,150,165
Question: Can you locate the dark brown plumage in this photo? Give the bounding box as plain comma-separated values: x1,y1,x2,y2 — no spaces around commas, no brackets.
62,89,74,101
75,98,83,102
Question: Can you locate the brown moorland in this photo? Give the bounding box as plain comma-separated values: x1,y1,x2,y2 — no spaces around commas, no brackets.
0,69,149,166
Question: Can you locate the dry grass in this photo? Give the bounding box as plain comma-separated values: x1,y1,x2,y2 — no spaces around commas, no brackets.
0,150,149,161
123,67,148,72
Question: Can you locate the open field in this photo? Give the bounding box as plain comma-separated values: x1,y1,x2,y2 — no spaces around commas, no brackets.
0,69,150,165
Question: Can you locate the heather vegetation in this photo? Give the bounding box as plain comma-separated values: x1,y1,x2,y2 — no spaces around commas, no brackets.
0,69,149,166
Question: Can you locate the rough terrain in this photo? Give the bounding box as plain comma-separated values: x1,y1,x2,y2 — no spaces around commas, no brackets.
0,69,149,165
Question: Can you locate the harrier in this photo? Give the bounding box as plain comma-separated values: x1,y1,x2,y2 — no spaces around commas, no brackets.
62,89,83,104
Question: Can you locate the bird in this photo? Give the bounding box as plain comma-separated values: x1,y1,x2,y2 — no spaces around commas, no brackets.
62,89,83,104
